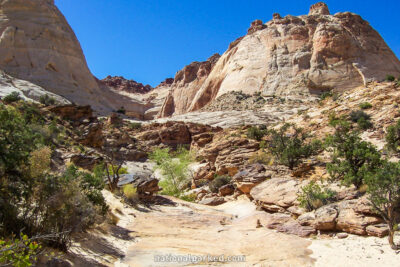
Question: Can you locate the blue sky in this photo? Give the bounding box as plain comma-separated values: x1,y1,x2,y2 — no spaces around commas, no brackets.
56,0,400,87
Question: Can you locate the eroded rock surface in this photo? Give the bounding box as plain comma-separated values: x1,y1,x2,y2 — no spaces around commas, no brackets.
159,2,400,117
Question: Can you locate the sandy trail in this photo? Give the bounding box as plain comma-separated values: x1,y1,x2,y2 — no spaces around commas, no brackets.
118,197,313,267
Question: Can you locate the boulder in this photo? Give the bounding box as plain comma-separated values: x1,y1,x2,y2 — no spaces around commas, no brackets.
250,178,307,212
336,200,382,235
366,224,389,237
199,196,226,206
219,184,235,196
233,164,271,194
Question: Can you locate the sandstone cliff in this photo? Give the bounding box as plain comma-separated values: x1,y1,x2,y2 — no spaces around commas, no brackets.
159,2,400,117
0,0,148,117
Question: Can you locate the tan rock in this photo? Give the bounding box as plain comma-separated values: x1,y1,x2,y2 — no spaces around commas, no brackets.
250,178,307,212
158,3,400,117
366,223,389,237
336,200,382,235
232,164,271,194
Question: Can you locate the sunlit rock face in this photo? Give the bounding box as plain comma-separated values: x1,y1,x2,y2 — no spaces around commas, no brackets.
0,0,148,116
159,2,400,117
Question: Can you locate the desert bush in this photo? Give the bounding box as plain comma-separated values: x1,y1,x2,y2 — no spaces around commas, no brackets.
319,91,333,100
0,234,41,267
149,146,194,197
349,110,373,130
246,125,267,141
298,181,336,211
385,119,400,153
325,119,381,188
128,122,142,130
0,104,107,251
365,160,400,250
2,92,21,104
39,94,56,106
268,123,322,170
29,146,52,178
359,102,372,110
209,175,231,193
122,184,138,202
386,74,395,82
116,106,126,114
349,110,370,123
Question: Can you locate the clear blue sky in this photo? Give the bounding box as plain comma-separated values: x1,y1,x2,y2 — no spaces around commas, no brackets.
55,0,400,87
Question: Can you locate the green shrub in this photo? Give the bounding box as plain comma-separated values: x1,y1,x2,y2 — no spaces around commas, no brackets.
128,122,142,130
0,104,106,249
298,181,336,211
359,102,372,110
385,119,400,153
386,74,395,82
365,160,400,249
269,123,322,170
122,184,138,202
116,106,126,114
349,110,370,123
39,94,56,106
2,92,21,104
246,126,267,141
149,146,194,197
349,110,373,130
209,175,231,193
325,119,381,188
0,234,41,267
320,91,333,100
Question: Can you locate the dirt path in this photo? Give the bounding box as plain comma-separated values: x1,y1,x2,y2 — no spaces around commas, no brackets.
117,197,313,267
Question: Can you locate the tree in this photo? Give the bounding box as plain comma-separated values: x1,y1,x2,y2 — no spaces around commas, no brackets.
268,123,321,170
365,160,400,250
385,119,400,153
325,119,381,188
149,146,194,197
104,149,126,192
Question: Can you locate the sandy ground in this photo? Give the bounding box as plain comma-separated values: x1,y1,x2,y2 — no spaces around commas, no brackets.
310,234,400,267
68,191,400,266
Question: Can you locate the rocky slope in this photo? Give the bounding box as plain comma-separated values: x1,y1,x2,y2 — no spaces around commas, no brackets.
100,76,153,94
158,2,400,117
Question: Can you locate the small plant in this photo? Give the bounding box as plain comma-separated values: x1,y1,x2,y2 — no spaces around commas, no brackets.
209,175,231,193
246,125,267,141
116,106,126,114
386,74,395,82
2,92,21,104
365,160,400,250
128,122,142,130
297,181,336,211
385,119,400,153
39,94,56,106
0,234,41,267
122,184,138,202
359,102,372,110
149,146,194,198
319,91,333,100
269,123,322,170
325,119,381,188
349,110,373,130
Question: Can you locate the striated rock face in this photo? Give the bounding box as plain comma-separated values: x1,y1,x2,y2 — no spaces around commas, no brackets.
100,76,153,94
158,54,220,117
159,2,400,117
0,0,148,116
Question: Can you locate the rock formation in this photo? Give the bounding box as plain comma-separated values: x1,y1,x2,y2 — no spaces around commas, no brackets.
158,54,220,117
158,2,400,117
100,76,153,94
0,0,149,117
